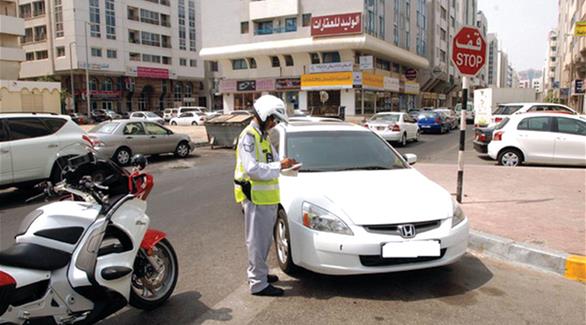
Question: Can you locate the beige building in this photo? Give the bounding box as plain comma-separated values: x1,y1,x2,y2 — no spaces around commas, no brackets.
556,0,586,112
542,29,560,99
0,0,60,113
17,0,206,114
200,0,430,116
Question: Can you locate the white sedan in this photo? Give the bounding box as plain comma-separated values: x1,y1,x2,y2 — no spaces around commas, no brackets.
364,112,420,146
270,120,469,275
488,113,586,166
169,112,206,126
129,111,165,125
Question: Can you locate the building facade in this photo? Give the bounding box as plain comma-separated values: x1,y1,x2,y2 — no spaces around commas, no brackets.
486,33,498,87
474,10,488,87
17,0,206,114
0,0,60,112
200,0,430,115
542,29,560,99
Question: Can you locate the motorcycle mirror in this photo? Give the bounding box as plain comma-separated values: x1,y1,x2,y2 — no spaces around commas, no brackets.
131,154,148,170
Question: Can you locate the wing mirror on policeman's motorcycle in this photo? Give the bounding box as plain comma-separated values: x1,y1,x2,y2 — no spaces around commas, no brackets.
131,154,148,170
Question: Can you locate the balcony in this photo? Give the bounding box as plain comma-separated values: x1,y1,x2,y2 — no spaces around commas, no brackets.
249,0,298,21
0,15,24,36
0,46,25,62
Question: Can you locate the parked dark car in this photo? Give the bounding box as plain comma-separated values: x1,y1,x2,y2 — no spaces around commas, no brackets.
91,109,122,122
417,111,451,134
69,113,92,125
473,117,510,154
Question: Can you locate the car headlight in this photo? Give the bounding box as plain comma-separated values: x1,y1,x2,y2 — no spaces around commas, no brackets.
302,202,353,236
452,199,466,228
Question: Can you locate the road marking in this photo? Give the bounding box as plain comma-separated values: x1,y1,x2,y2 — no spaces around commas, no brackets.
191,269,292,325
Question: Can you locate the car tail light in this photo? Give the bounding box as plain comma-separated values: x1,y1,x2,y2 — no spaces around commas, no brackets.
82,135,94,147
495,117,503,123
0,271,15,287
478,133,487,142
363,123,369,128
388,124,401,132
435,117,441,123
493,131,504,141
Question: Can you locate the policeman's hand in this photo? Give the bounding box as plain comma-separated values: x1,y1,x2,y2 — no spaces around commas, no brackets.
280,158,297,170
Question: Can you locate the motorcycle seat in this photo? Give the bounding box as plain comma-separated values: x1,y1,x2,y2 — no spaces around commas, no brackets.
0,243,71,271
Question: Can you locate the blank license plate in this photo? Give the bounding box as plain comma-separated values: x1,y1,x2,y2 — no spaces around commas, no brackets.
382,240,440,258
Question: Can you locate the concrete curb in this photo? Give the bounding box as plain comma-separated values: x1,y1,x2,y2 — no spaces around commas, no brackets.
468,230,586,282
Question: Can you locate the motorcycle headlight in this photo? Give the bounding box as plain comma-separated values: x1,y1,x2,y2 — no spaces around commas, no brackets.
452,199,466,228
302,202,353,236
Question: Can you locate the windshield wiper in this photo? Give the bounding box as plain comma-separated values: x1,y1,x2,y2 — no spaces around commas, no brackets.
334,166,391,171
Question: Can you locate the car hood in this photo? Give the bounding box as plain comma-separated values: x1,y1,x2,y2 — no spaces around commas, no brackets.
281,169,453,225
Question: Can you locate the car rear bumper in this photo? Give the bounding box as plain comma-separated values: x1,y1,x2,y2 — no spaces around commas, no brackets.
291,218,469,275
372,130,402,141
473,141,488,154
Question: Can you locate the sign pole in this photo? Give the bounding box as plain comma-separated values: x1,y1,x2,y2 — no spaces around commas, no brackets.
456,76,468,203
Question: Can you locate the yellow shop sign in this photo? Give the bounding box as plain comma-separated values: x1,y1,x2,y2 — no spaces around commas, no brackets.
301,72,354,90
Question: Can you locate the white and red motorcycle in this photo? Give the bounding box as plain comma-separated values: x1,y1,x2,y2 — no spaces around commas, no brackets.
0,153,178,324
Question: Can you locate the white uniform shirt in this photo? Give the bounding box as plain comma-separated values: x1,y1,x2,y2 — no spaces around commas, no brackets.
238,121,280,181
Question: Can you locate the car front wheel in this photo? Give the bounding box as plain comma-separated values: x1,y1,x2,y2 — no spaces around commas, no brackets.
175,141,190,158
274,209,298,275
114,147,132,166
498,148,523,167
171,121,177,126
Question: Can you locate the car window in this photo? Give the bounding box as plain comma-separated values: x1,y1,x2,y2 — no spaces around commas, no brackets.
556,117,586,136
133,113,144,118
146,112,159,118
0,121,8,142
144,123,169,135
494,105,523,115
123,122,146,135
550,106,575,114
286,131,406,172
41,117,67,133
6,118,52,140
90,122,119,134
180,113,191,118
369,114,400,123
517,117,551,132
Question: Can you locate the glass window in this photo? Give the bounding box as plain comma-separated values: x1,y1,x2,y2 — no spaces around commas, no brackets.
0,122,8,142
284,55,294,67
6,118,52,140
178,0,186,50
41,118,67,133
102,79,113,91
302,14,312,27
91,47,102,57
256,20,273,35
56,47,65,57
129,52,141,61
36,50,48,60
180,58,187,66
145,123,169,135
518,117,552,132
321,51,340,63
189,59,197,67
140,8,160,25
286,131,406,172
232,59,248,70
174,82,183,100
494,105,523,115
241,21,249,34
89,78,98,91
105,0,116,39
90,122,119,134
141,31,161,47
188,0,196,51
271,56,280,67
309,52,320,64
123,122,146,135
26,52,35,61
107,49,117,59
54,0,64,37
556,117,586,135
247,58,257,69
285,18,297,32
89,0,101,37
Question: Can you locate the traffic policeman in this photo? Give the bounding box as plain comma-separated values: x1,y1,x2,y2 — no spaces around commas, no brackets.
234,95,297,296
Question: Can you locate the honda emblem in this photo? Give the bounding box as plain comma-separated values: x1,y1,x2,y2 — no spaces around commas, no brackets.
398,224,416,238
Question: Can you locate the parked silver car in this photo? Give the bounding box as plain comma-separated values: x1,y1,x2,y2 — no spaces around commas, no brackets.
88,120,194,165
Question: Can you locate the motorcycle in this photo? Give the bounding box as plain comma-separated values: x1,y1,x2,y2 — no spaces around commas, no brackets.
0,153,178,324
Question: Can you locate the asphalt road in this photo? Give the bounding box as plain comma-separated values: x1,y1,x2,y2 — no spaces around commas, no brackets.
0,130,584,325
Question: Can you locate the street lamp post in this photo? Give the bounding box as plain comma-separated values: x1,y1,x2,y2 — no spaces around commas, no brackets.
68,41,77,113
84,22,91,114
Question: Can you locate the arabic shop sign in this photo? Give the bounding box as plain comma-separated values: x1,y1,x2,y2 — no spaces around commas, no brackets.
311,12,363,37
301,72,354,90
575,21,586,36
359,56,374,70
275,78,301,90
309,62,354,74
237,80,256,92
362,73,384,90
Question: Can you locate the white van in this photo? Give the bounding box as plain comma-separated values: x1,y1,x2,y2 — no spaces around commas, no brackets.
454,103,475,124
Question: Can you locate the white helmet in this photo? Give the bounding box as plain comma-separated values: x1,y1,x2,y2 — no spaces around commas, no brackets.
253,95,288,124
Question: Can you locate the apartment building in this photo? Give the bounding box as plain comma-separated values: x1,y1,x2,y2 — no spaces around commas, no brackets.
200,0,430,115
0,0,60,112
17,0,206,114
474,10,487,87
542,30,560,98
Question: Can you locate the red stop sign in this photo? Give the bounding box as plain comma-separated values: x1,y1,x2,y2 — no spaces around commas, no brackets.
452,26,487,77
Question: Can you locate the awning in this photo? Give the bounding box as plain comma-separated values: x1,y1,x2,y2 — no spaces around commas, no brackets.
199,34,429,69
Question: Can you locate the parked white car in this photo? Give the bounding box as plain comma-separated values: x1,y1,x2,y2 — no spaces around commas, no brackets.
269,120,469,275
129,111,165,125
169,112,206,126
364,112,420,146
163,108,179,122
490,103,577,127
488,113,586,167
455,103,475,123
0,113,92,189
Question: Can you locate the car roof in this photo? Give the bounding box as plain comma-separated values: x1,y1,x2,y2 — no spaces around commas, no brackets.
499,102,571,107
507,112,584,120
0,112,65,118
279,120,366,133
372,112,402,115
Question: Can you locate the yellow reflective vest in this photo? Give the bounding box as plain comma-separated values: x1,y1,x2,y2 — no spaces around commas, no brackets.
234,125,280,205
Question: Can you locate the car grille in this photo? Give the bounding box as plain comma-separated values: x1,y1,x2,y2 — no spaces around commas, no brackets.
364,220,442,236
360,248,447,267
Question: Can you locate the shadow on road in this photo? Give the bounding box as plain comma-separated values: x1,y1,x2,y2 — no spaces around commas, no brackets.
279,253,493,304
102,291,232,325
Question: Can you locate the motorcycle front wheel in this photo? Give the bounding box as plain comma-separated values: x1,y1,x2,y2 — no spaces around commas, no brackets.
130,238,179,310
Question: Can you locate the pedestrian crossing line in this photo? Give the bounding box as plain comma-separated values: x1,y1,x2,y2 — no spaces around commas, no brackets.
191,269,291,325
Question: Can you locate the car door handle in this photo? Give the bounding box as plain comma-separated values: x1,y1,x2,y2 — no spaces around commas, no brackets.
48,144,58,148
150,136,156,139
126,136,133,139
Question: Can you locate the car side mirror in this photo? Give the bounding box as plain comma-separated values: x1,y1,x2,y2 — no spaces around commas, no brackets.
403,153,417,165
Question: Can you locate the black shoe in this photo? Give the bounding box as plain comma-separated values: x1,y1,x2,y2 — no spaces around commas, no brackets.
267,274,279,283
252,284,284,297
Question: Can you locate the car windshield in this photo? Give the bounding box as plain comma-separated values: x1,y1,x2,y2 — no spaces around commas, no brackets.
146,112,159,118
286,131,407,172
494,105,523,115
90,122,119,134
420,112,438,118
455,104,473,112
369,114,400,123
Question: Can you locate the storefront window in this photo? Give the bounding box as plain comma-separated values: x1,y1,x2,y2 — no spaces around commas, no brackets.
234,93,261,110
102,78,113,91
307,90,341,115
184,83,193,98
174,82,183,101
321,51,340,63
89,78,98,91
